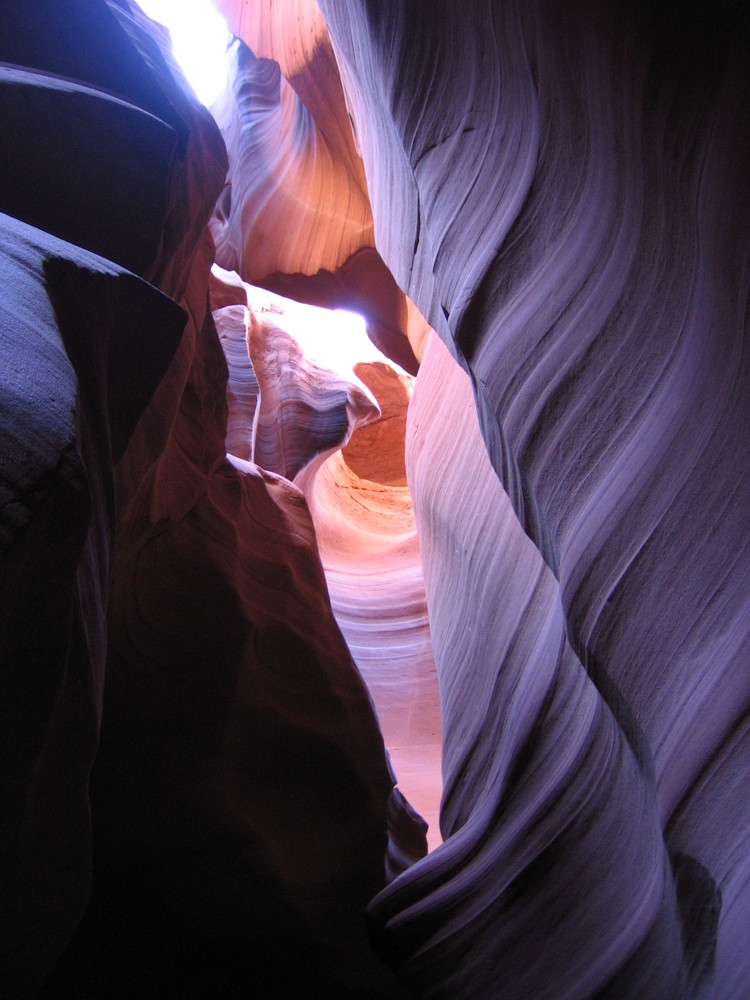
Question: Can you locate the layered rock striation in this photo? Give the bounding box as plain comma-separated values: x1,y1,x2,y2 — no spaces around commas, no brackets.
4,0,750,997
210,268,442,855
318,0,750,996
1,2,423,997
208,10,421,376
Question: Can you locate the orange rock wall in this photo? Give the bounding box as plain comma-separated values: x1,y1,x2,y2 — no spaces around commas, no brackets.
1,2,423,996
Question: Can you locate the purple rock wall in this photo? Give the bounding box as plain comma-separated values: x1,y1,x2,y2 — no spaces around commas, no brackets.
320,1,750,995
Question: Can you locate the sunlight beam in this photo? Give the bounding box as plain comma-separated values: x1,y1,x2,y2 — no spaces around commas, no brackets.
135,0,230,108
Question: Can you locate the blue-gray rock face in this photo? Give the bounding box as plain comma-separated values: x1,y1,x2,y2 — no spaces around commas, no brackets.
320,1,750,996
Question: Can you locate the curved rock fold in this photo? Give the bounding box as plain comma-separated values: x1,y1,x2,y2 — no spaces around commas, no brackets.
3,0,749,997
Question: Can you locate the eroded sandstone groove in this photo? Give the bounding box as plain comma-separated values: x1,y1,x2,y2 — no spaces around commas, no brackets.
2,0,749,997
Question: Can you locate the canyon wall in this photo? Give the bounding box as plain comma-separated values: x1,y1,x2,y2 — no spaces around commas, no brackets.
210,0,421,374
1,2,422,997
210,269,442,854
3,0,749,997
208,0,443,853
318,0,750,996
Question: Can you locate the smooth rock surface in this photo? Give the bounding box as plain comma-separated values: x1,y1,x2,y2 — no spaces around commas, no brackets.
374,332,701,998
7,0,749,996
1,2,423,997
209,12,420,374
213,302,259,461
302,361,443,854
317,1,750,995
211,268,442,853
245,288,381,481
0,212,185,997
210,36,372,283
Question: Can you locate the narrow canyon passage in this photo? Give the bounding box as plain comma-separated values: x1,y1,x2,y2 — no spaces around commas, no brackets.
1,1,749,998
202,0,448,853
304,367,443,852
210,264,444,851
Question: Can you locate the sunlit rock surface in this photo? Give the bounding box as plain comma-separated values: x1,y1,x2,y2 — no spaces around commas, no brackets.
5,0,749,995
205,11,440,857
302,360,443,854
210,35,371,282
262,247,422,376
212,0,367,261
1,2,422,997
213,302,259,460
380,332,704,998
318,0,750,996
245,291,380,481
211,268,442,853
208,10,420,375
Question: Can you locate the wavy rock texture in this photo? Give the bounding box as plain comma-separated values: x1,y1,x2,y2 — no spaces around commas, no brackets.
206,11,440,855
209,10,420,375
59,5,417,996
205,13,439,857
300,361,443,855
245,288,381,481
9,0,748,995
1,2,421,997
317,0,750,996
214,302,259,460
211,270,382,477
380,332,701,998
210,35,371,282
213,0,366,232
211,268,442,853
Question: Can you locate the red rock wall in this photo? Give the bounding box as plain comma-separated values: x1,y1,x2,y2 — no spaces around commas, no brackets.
210,267,442,856
208,5,421,374
1,2,422,996
207,0,443,862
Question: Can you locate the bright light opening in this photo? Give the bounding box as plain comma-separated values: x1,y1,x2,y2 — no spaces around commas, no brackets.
291,307,390,376
135,0,230,107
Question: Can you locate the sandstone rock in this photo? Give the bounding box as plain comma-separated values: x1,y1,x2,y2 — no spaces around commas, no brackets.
1,2,421,996
213,302,260,461
0,212,185,997
262,248,421,376
319,1,750,994
0,66,175,277
245,287,381,481
213,0,363,194
210,37,372,283
303,360,443,854
210,268,441,854
372,331,703,997
7,0,748,995
209,16,419,374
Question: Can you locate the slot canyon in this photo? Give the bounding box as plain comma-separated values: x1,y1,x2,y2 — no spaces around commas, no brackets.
1,1,748,997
